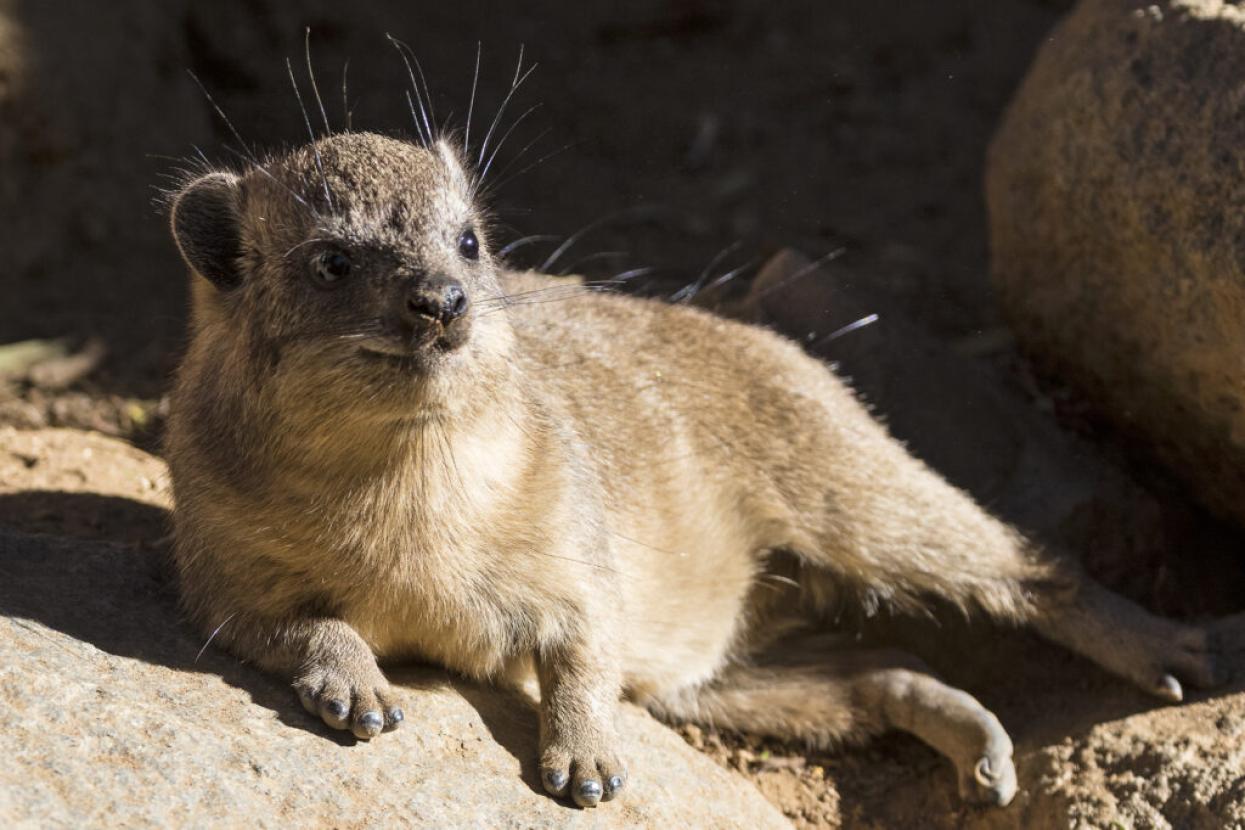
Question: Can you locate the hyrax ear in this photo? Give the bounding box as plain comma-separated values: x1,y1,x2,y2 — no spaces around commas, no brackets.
170,172,244,291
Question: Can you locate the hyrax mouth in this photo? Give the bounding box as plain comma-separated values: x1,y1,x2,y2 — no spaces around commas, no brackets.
369,274,473,361
357,318,471,367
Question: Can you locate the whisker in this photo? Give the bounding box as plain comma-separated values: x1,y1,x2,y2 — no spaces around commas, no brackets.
280,323,390,344
195,612,238,663
219,145,318,216
404,90,427,146
186,70,259,166
511,43,526,87
499,234,561,259
388,36,438,146
476,103,543,191
609,530,687,558
489,138,580,194
477,46,538,169
697,257,760,297
285,57,336,212
304,28,333,137
539,206,661,273
810,313,879,348
406,41,439,138
671,240,744,303
478,126,552,199
558,250,629,275
611,266,658,283
387,34,434,146
464,41,481,156
754,247,846,300
341,59,352,132
282,237,329,259
474,284,620,314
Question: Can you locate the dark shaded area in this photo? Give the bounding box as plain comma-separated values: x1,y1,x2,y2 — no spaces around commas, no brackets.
0,0,1063,404
0,492,452,746
0,490,557,763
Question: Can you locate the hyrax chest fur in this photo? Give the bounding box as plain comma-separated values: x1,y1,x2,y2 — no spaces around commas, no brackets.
167,132,1238,809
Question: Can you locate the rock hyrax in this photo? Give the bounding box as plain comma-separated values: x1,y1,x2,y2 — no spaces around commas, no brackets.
166,130,1241,808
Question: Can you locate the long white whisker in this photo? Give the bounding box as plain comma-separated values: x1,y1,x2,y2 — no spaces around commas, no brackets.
755,247,846,300
499,234,561,259
304,28,333,137
464,41,481,155
671,240,743,303
195,612,238,663
477,48,538,168
186,71,258,165
810,313,879,348
388,34,434,146
285,57,335,212
476,103,542,192
480,126,552,197
341,59,352,131
699,258,760,297
539,206,661,273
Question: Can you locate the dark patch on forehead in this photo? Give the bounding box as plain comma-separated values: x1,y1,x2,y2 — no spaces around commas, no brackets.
388,202,409,232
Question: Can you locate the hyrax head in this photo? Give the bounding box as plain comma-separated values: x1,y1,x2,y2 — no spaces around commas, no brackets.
170,132,509,397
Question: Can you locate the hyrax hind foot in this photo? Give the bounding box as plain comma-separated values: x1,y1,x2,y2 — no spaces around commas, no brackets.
1038,583,1230,703
294,657,404,740
956,727,1017,807
540,735,628,808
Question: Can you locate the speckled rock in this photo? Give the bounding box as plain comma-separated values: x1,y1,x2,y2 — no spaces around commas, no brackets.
0,428,790,829
986,0,1245,528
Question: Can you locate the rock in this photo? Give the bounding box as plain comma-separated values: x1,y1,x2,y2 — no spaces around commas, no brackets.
0,428,789,829
986,0,1245,529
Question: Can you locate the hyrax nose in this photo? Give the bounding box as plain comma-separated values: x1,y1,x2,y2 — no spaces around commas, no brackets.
403,276,469,325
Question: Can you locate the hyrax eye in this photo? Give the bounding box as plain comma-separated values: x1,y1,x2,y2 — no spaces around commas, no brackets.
312,250,352,285
457,229,480,261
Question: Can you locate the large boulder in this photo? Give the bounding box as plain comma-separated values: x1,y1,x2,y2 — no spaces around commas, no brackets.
986,0,1245,527
0,428,789,829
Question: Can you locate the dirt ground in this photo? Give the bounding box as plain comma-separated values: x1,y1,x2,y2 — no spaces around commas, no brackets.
3,1,1243,827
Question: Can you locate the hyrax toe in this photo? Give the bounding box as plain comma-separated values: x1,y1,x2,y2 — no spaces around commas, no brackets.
540,744,627,808
293,662,401,739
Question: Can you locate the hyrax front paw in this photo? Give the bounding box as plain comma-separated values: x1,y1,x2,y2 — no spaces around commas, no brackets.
541,737,627,808
294,660,404,740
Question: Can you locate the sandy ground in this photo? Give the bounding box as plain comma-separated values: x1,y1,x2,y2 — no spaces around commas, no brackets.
2,1,1243,827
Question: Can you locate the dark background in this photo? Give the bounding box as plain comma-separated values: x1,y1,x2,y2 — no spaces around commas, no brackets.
0,0,1067,403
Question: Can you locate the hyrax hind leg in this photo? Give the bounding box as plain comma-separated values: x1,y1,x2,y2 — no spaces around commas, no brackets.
788,409,1225,702
647,649,1018,806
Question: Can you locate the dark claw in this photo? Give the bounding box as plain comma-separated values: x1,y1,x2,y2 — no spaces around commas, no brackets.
578,780,603,802
326,700,348,719
385,708,405,730
544,769,568,791
358,711,383,733
607,775,623,792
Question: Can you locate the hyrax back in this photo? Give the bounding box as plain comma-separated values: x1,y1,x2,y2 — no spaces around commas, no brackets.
167,131,1238,809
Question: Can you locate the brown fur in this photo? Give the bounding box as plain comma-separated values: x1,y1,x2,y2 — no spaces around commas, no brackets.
166,132,1232,808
